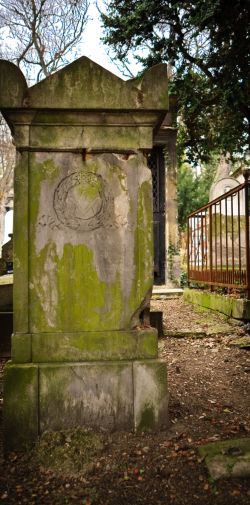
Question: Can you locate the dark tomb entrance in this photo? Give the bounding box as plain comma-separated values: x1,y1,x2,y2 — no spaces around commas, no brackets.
148,147,166,285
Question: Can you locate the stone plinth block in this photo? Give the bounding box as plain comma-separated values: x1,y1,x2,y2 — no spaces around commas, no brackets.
3,360,168,450
12,329,158,363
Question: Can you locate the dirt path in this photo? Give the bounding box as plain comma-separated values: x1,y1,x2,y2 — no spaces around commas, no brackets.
0,297,249,504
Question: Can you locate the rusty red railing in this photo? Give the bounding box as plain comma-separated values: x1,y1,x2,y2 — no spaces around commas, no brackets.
187,171,250,298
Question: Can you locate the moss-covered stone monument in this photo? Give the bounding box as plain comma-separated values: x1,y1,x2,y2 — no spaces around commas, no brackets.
0,57,169,450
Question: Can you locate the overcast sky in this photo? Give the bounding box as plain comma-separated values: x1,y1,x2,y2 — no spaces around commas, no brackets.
80,1,141,80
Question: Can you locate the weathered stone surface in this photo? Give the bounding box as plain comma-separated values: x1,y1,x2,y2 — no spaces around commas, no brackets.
3,364,38,451
26,152,153,334
26,57,168,110
1,56,169,447
163,330,207,339
0,57,168,112
0,60,27,108
29,329,158,363
198,438,250,480
11,333,31,363
13,152,29,333
39,362,134,432
29,125,153,150
184,288,250,320
133,360,169,431
139,64,169,110
3,359,169,447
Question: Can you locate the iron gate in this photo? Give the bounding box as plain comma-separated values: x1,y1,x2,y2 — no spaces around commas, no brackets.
148,147,165,284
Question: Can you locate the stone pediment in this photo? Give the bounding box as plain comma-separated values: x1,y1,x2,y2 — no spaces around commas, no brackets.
0,56,168,111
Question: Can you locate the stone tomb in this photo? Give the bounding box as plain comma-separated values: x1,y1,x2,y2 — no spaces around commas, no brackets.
0,57,169,450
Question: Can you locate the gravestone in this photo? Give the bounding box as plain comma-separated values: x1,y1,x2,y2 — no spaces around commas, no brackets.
0,57,169,450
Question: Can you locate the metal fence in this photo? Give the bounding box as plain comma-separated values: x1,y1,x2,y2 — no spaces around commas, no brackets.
187,171,250,298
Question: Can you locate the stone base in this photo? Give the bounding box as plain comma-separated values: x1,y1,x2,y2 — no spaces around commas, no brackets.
11,329,158,363
184,288,250,320
3,359,169,451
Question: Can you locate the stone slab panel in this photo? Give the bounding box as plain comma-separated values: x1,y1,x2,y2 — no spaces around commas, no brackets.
3,364,38,451
28,152,153,333
133,360,169,431
31,329,158,362
29,125,152,150
12,333,32,363
26,110,159,126
39,362,134,432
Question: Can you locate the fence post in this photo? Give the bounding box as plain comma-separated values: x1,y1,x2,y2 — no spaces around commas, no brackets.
187,217,190,286
243,170,250,299
209,205,213,290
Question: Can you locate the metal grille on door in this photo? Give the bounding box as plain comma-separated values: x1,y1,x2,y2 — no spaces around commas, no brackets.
148,147,166,284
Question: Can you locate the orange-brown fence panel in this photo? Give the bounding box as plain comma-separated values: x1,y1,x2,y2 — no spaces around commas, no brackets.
187,172,250,298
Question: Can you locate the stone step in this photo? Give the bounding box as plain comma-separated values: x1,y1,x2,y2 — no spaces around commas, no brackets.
152,286,183,299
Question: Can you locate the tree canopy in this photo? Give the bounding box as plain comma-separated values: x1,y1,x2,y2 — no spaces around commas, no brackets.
101,0,250,164
177,156,218,230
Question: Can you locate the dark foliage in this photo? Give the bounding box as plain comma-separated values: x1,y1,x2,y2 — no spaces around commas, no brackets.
101,0,250,163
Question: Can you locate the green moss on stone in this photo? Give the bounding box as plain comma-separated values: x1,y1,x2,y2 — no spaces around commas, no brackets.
198,438,250,480
31,329,158,362
13,153,29,333
129,179,153,316
199,438,250,460
138,404,155,431
3,364,38,451
12,333,31,363
183,288,249,320
28,56,142,110
0,60,27,107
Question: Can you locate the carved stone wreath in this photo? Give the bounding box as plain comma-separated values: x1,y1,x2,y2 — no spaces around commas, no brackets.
53,171,111,231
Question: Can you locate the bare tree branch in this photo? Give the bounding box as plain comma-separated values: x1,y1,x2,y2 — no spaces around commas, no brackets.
0,0,90,81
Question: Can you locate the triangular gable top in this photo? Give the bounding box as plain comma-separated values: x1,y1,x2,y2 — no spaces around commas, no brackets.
0,56,168,111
